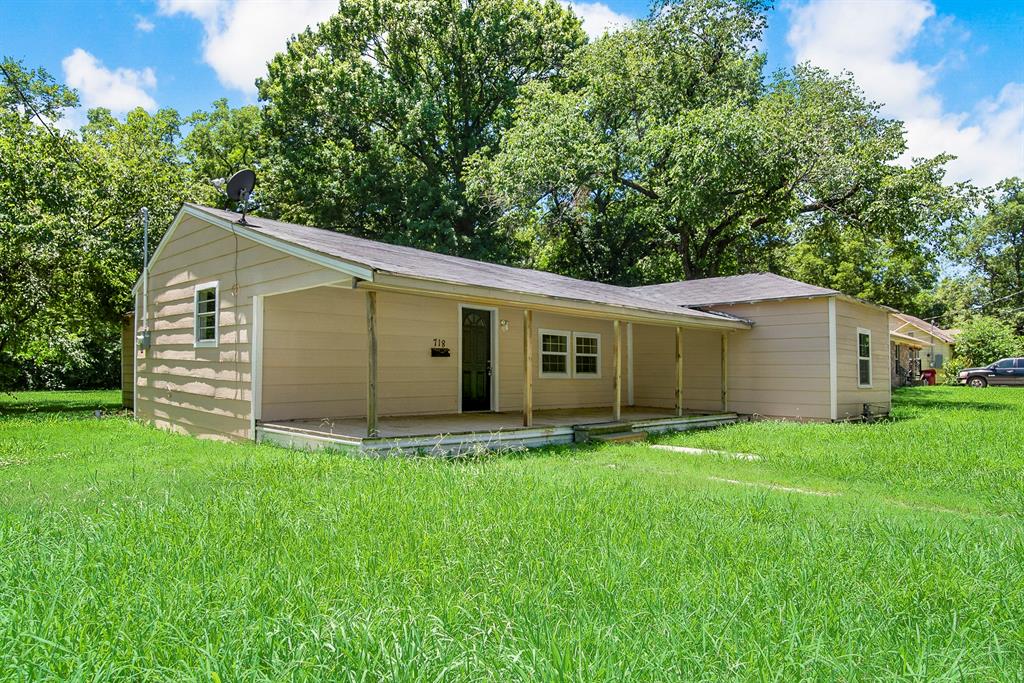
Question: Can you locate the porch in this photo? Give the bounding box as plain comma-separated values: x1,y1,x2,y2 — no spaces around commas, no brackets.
250,281,744,453
257,406,739,454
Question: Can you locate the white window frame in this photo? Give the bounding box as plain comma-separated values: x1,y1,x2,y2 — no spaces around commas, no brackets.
572,332,602,379
538,328,571,378
194,281,220,348
857,327,872,388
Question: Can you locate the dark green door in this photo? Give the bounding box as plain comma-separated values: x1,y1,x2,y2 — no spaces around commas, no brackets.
462,308,491,411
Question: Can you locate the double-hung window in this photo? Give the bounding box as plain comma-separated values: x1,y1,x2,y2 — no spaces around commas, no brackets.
539,330,570,377
573,332,601,377
194,282,219,348
857,328,872,387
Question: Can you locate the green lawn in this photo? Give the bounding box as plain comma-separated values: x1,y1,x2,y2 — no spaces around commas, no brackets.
1,387,1023,681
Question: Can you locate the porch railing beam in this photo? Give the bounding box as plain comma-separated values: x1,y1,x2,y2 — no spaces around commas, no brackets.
366,290,379,437
523,309,533,427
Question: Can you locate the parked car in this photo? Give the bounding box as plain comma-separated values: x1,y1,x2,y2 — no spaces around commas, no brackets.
958,358,1024,387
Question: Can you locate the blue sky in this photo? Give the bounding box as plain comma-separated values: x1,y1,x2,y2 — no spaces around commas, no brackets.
2,0,1021,185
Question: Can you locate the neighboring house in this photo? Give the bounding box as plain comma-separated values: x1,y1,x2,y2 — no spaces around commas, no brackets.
127,204,891,452
888,313,957,382
890,330,926,387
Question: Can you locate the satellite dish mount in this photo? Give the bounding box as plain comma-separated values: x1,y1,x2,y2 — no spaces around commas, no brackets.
226,169,257,225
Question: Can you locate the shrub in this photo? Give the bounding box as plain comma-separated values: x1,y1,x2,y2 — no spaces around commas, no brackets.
951,315,1024,368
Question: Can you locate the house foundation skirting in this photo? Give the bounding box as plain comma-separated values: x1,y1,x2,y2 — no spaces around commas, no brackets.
256,410,739,455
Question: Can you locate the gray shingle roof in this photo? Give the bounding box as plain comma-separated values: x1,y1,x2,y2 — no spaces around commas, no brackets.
187,204,743,325
632,273,839,307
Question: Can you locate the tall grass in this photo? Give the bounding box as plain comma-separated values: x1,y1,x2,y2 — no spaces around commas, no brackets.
1,387,1022,680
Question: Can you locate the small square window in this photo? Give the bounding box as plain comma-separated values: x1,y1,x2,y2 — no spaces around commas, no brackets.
194,283,219,347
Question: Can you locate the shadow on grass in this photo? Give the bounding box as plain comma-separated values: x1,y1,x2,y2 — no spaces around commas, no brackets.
0,392,123,418
896,397,1013,412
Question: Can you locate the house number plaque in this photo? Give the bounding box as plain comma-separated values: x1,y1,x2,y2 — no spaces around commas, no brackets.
431,339,450,357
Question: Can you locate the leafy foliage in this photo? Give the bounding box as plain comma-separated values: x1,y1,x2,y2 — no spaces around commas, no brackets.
469,1,971,296
259,0,586,259
948,315,1023,368
0,59,265,389
961,177,1024,329
0,59,97,387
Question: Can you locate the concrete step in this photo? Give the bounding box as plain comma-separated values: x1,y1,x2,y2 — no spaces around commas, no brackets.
574,421,634,437
590,431,648,444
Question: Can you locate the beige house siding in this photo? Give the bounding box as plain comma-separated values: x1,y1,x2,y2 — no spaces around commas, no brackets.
632,325,722,411
121,314,135,409
135,214,345,441
262,288,463,420
710,299,832,420
836,299,891,418
261,292,633,420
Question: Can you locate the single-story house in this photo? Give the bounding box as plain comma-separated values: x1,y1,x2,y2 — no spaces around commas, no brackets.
127,203,892,452
888,313,957,383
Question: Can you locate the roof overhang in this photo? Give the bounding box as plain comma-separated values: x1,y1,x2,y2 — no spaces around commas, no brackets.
890,331,927,348
132,204,375,295
367,273,752,330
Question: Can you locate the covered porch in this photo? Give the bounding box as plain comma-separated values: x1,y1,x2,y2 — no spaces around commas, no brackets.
250,278,745,454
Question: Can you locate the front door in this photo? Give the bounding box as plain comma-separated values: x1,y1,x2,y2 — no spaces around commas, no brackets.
461,308,492,411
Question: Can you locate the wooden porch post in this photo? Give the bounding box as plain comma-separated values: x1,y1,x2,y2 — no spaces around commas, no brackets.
675,327,684,417
523,309,533,427
720,332,729,413
613,320,622,422
366,290,379,437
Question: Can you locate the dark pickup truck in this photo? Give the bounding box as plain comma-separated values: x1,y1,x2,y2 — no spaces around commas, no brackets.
958,358,1024,387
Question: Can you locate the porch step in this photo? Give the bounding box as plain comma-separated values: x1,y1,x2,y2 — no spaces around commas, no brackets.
591,430,648,444
575,421,635,437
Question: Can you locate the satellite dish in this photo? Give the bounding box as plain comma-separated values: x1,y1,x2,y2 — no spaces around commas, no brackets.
226,169,256,201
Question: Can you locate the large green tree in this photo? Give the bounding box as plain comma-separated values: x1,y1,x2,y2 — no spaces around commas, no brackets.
258,0,586,258
962,177,1024,327
0,59,101,386
182,99,266,210
469,0,969,291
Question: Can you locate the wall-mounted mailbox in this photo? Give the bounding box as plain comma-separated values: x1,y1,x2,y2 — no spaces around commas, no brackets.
431,347,451,357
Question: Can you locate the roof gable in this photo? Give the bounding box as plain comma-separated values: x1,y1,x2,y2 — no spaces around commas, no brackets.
892,313,956,344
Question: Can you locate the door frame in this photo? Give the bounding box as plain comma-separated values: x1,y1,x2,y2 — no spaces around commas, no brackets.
457,303,499,413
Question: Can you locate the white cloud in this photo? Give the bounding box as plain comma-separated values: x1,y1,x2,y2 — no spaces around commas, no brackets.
61,48,158,113
562,1,634,40
157,0,336,96
135,16,156,32
786,0,1023,187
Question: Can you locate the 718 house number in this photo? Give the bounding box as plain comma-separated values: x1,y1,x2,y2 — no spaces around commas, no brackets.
431,339,450,357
